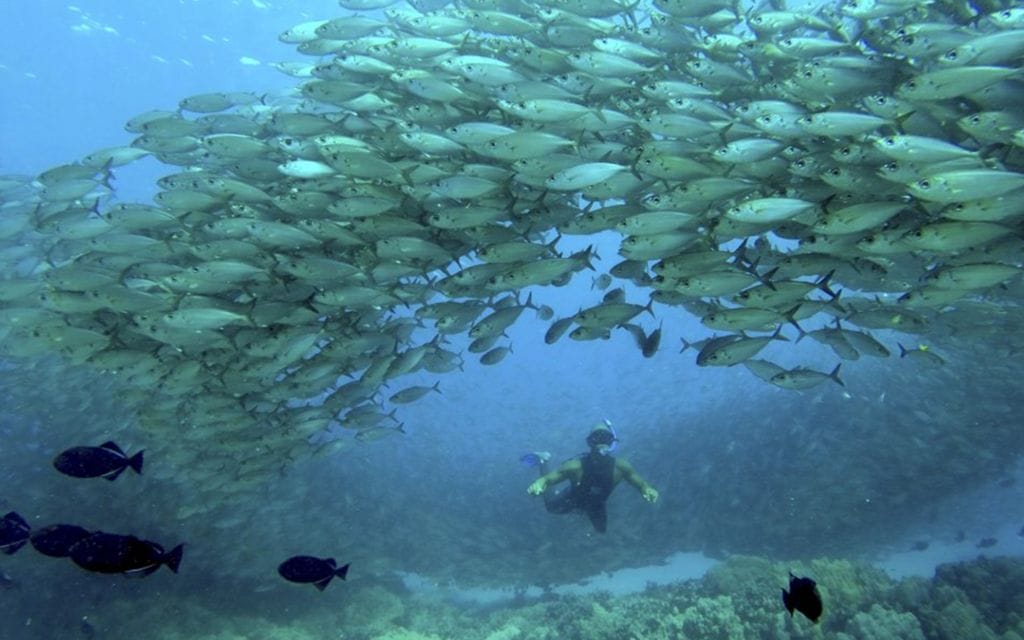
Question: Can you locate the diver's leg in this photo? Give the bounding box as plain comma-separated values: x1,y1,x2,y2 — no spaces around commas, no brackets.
585,503,608,533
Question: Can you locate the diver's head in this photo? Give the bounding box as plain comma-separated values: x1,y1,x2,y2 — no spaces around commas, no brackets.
586,420,617,455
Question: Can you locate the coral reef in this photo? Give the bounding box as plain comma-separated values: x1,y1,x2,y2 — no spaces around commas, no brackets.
847,604,925,640
339,586,407,632
6,554,1023,640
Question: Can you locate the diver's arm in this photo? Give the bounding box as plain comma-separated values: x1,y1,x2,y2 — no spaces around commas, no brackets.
617,459,659,502
527,460,581,495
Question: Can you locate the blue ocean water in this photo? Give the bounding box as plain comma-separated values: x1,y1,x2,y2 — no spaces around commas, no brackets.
2,1,1024,639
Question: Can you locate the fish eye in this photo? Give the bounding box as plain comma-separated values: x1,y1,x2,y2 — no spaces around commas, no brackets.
901,36,915,45
917,179,930,189
944,50,958,60
904,80,916,89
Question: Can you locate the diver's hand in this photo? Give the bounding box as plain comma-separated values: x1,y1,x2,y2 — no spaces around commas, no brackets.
642,486,659,503
527,478,547,496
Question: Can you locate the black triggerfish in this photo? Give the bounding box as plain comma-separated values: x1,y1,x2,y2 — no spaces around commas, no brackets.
278,555,350,591
69,532,183,576
782,572,823,623
53,441,144,481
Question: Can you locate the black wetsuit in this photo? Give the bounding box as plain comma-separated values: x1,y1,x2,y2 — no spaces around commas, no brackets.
541,452,616,533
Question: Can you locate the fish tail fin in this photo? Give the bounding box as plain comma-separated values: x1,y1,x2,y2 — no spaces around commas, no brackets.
759,266,779,291
783,305,806,341
829,363,844,387
827,289,846,315
128,450,144,475
679,336,694,353
897,342,909,358
546,232,561,257
523,291,538,310
816,270,838,299
431,381,442,395
336,562,351,581
576,245,597,271
164,544,184,573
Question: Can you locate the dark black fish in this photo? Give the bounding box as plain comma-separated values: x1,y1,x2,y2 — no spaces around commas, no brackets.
31,524,92,558
977,537,997,548
69,532,182,576
910,540,929,551
782,572,822,623
53,441,143,481
278,555,350,591
0,511,30,555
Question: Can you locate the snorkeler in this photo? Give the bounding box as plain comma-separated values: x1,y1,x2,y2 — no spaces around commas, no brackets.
524,421,659,534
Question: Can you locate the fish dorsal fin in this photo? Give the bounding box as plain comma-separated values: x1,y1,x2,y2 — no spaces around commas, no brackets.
99,441,124,455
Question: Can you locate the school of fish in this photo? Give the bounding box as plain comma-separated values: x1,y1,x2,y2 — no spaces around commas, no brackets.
0,0,1022,517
